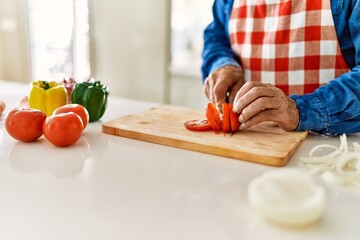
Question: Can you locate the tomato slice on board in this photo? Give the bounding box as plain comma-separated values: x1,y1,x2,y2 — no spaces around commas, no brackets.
205,103,222,132
226,103,241,133
185,102,240,134
184,119,213,131
221,103,231,133
230,110,241,132
222,103,240,134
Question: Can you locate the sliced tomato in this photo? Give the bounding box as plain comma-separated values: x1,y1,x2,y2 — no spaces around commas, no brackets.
229,103,241,133
222,103,231,133
184,119,212,131
205,103,222,132
185,102,240,135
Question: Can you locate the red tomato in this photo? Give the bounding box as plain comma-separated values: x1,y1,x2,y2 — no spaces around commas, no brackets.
53,104,89,129
229,107,241,133
184,119,212,131
43,112,83,147
5,108,46,142
205,102,222,132
221,103,231,133
223,103,241,134
0,100,5,115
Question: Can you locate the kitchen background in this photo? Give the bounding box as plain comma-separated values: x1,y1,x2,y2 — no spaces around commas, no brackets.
0,0,213,110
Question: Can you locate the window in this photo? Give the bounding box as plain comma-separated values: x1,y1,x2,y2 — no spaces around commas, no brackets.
171,0,213,76
27,0,90,81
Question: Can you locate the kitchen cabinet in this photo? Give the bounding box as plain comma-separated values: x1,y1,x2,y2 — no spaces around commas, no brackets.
88,0,170,103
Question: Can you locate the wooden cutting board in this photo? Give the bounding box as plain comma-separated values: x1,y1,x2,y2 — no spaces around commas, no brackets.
102,105,308,166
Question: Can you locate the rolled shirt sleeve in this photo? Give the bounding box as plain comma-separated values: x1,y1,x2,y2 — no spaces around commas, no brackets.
291,0,360,135
202,0,240,82
291,65,360,135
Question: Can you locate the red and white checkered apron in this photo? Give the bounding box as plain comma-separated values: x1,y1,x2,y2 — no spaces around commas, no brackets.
229,0,349,95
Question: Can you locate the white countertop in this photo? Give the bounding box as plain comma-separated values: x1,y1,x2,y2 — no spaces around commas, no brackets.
1,80,360,240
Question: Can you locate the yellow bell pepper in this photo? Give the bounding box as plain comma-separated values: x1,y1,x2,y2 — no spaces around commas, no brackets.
29,80,68,116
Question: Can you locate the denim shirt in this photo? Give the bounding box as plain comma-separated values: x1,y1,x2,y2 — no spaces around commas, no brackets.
202,0,360,135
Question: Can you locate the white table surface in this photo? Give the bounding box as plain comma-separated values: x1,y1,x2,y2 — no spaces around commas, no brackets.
1,79,360,240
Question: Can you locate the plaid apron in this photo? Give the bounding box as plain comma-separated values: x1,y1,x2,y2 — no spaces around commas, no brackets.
229,0,349,95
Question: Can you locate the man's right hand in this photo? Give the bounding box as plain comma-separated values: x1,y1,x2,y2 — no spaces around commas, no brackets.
203,65,245,112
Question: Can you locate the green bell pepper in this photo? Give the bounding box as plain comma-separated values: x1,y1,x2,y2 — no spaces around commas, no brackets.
71,81,109,122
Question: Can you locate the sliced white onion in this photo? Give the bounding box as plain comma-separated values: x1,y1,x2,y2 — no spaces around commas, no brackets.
321,171,357,186
248,169,326,228
336,152,360,176
300,156,338,165
352,142,360,152
305,163,333,175
309,144,340,158
340,134,348,153
300,134,360,189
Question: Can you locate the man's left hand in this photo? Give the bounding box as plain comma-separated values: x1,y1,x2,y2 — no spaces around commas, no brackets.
232,82,300,131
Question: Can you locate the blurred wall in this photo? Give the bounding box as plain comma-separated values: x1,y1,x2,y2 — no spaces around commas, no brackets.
170,74,207,110
88,0,171,103
0,0,31,82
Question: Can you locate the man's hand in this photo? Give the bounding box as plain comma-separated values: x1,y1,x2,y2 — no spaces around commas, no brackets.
203,65,245,112
232,82,300,131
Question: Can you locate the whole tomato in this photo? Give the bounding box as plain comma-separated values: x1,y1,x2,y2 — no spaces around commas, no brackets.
5,108,47,142
53,104,89,129
43,112,83,147
0,100,6,115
